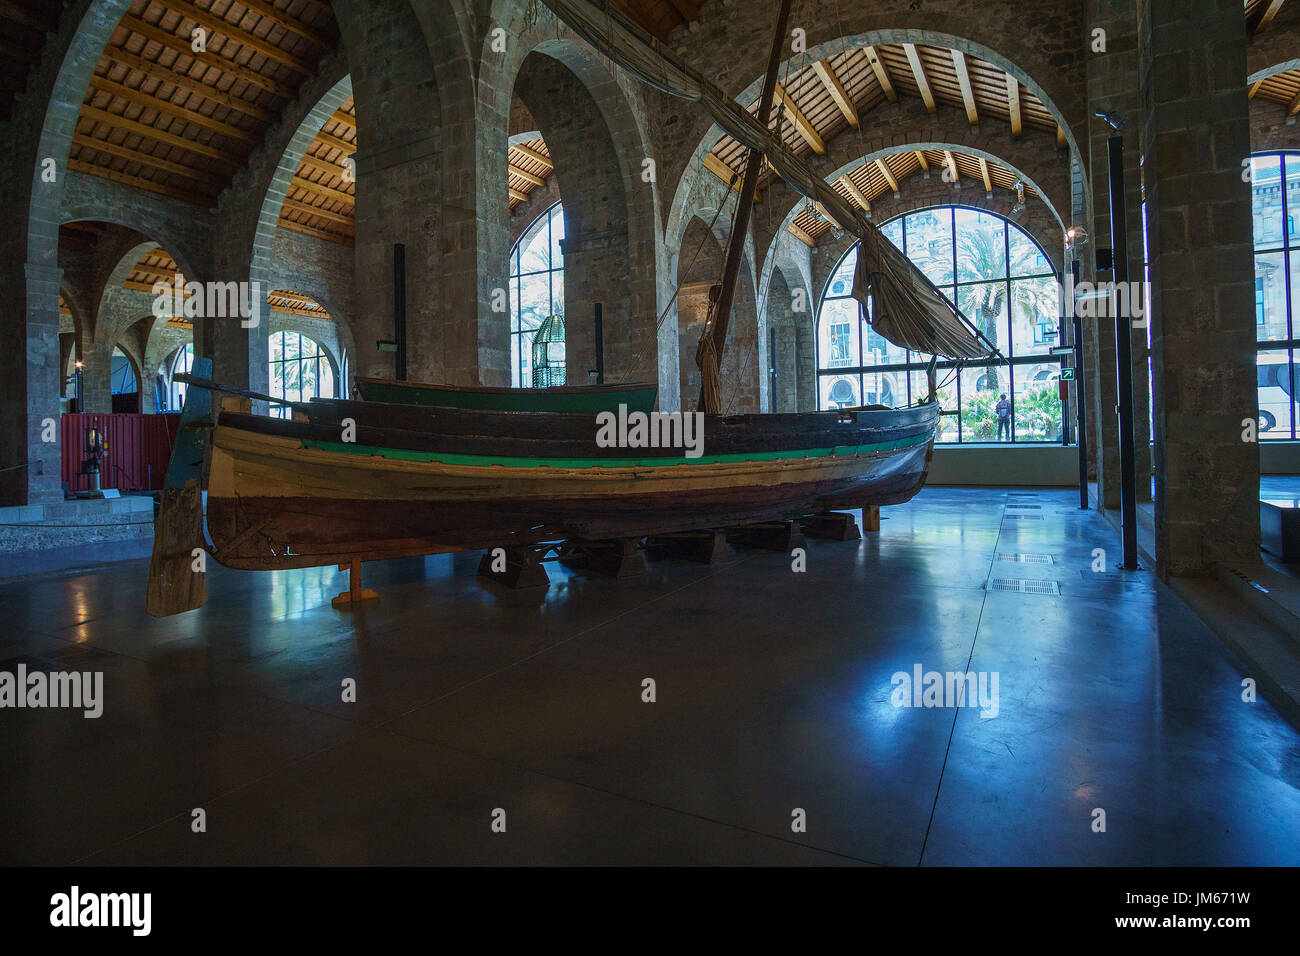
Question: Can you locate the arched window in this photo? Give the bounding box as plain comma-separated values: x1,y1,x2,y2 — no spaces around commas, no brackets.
170,343,193,411
111,347,138,395
816,206,1062,443
1250,151,1300,438
269,331,335,419
509,203,564,388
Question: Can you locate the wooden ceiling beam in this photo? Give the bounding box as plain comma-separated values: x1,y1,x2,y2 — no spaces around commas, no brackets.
270,304,331,319
1249,79,1263,99
511,142,553,168
312,129,356,155
863,46,896,103
102,44,278,123
773,82,826,154
914,150,930,173
508,164,547,187
978,156,993,196
1289,87,1300,115
1007,73,1023,137
233,0,333,48
902,43,936,113
875,158,900,197
297,153,351,179
164,0,315,75
1057,125,1067,148
121,14,296,100
329,108,356,130
811,60,859,129
703,151,744,194
269,290,322,305
952,50,979,126
943,149,960,184
839,175,872,213
87,75,262,145
277,218,354,245
73,133,226,187
80,104,243,165
290,175,355,205
508,186,530,203
787,221,816,247
1256,0,1287,34
281,197,356,225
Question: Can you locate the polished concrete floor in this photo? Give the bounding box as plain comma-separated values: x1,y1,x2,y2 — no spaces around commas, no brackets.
2,487,1298,866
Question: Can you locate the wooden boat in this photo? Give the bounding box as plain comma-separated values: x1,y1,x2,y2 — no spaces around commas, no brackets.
145,0,994,616
352,376,657,414
202,396,938,570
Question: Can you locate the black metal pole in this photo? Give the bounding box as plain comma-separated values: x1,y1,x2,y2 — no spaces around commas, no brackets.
593,303,604,385
393,243,407,381
1072,259,1089,511
1107,133,1139,568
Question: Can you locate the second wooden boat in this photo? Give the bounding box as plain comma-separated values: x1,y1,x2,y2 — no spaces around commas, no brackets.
353,376,657,414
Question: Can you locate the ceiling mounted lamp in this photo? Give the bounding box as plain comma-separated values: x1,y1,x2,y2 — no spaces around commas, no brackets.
1065,224,1090,250
803,201,845,242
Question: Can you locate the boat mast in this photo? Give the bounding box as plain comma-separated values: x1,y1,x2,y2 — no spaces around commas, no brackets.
697,0,794,414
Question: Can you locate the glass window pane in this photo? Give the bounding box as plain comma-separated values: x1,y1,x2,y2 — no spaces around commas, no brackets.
1015,365,1064,441
283,332,299,361
520,219,551,274
1009,276,1061,356
959,364,1007,442
881,218,904,252
1287,156,1300,249
551,271,564,319
518,273,549,332
861,299,908,366
861,368,902,407
955,208,1007,282
827,247,856,298
1257,251,1288,342
904,208,954,285
1258,348,1293,439
911,369,957,442
550,208,565,267
1253,155,1285,249
820,374,861,409
819,297,860,369
957,281,1009,355
1008,223,1051,276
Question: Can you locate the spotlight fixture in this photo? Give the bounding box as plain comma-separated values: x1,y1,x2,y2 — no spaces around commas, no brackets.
1094,109,1127,131
1065,224,1090,249
1010,180,1027,219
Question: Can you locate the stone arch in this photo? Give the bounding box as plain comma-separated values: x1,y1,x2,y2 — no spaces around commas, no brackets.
143,320,194,414
482,3,664,393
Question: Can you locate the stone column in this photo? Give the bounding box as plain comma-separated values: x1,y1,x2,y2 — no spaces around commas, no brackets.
1086,0,1154,509
20,263,64,503
1139,0,1260,576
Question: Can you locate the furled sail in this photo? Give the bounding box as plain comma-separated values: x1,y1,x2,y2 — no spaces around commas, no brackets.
538,0,995,360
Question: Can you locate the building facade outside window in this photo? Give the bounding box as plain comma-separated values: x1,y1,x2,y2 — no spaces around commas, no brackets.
509,203,565,388
169,343,193,412
815,205,1063,442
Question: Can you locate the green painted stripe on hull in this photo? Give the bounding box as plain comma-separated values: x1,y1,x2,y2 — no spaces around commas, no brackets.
357,381,658,414
298,430,933,469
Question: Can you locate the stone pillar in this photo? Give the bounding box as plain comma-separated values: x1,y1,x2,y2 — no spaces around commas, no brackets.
20,263,63,503
1139,0,1260,576
77,337,113,414
1086,0,1154,509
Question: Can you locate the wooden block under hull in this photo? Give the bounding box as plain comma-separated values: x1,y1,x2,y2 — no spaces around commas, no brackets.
726,520,806,552
645,530,735,564
799,511,863,541
477,547,551,589
562,538,647,578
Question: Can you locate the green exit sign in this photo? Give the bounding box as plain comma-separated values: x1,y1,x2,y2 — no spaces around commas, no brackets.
1060,368,1076,381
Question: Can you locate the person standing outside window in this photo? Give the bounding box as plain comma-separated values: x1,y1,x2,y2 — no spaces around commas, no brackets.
995,393,1011,442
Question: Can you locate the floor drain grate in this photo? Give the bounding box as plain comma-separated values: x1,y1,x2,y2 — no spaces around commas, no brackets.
997,552,1054,564
1002,513,1043,520
989,578,1061,595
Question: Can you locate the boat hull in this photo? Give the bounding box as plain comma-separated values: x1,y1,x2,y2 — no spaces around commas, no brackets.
204,406,937,570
